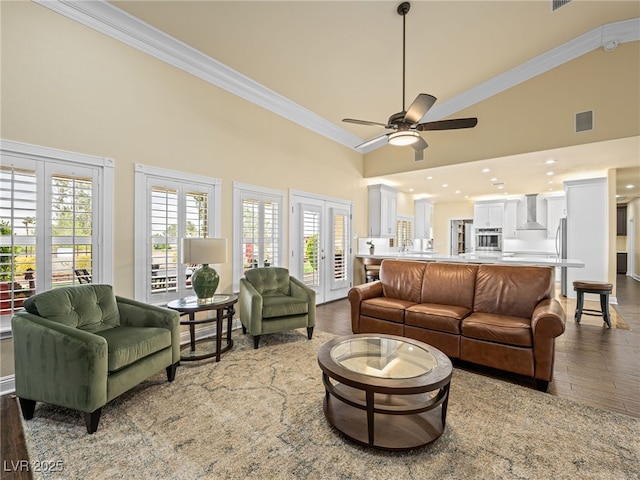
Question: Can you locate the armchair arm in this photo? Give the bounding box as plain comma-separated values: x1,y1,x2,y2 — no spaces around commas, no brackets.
348,281,384,333
116,296,180,364
239,278,264,335
290,276,316,327
11,312,108,413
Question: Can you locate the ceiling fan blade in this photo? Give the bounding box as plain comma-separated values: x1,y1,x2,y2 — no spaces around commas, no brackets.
416,117,478,131
355,134,389,150
404,94,437,125
343,118,389,128
412,136,427,161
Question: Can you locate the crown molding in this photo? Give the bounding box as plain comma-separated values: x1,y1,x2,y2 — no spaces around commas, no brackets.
34,2,638,155
34,0,363,150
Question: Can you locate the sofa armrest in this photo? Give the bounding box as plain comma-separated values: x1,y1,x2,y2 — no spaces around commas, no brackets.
530,299,566,383
11,312,108,413
290,276,316,326
531,299,566,339
348,281,384,333
239,278,264,335
116,296,181,364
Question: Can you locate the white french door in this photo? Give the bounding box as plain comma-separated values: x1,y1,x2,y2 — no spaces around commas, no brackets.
289,191,352,304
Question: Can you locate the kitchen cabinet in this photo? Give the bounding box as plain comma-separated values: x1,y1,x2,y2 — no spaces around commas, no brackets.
414,199,433,238
503,198,521,238
368,184,397,238
617,252,627,274
474,201,504,228
545,195,567,239
617,206,627,236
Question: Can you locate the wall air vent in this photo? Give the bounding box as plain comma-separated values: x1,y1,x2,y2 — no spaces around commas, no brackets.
552,0,572,11
575,110,594,133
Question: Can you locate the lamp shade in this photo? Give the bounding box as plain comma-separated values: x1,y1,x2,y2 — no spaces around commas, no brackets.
388,130,420,146
181,238,227,265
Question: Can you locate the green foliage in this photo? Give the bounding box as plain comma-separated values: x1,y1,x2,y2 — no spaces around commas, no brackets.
305,234,318,272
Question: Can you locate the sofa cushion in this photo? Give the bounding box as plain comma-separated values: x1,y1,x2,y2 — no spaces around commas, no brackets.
421,262,478,309
461,312,532,347
405,303,471,334
23,284,120,333
361,297,416,323
473,265,554,319
262,293,309,318
95,326,171,372
379,260,425,303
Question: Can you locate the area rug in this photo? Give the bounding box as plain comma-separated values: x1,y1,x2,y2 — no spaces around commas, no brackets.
21,330,639,480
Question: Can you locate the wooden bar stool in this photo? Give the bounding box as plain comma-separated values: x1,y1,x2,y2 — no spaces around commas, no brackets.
573,280,613,328
362,257,382,283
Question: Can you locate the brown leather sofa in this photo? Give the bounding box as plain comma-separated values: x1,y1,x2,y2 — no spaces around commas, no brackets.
348,259,566,391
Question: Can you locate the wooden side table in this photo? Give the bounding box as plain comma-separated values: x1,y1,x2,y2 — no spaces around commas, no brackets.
167,294,238,361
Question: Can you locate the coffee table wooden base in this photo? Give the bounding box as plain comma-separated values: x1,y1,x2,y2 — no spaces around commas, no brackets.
322,376,449,451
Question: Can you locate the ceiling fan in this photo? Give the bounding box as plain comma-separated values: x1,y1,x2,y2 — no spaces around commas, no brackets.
343,2,478,161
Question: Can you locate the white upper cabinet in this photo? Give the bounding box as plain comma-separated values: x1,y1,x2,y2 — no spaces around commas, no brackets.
503,198,522,238
474,201,505,228
414,199,433,239
368,184,397,238
545,195,567,239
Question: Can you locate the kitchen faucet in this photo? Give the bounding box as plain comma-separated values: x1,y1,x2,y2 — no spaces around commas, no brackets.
401,238,413,252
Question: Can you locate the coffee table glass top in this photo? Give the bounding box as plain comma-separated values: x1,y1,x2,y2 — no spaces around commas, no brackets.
330,336,437,379
168,295,234,309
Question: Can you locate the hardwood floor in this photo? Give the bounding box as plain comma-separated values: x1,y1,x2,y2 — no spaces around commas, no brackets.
2,275,638,479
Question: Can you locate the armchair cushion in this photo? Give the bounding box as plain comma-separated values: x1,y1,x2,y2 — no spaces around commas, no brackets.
245,267,290,296
262,294,309,318
95,326,172,372
23,284,120,333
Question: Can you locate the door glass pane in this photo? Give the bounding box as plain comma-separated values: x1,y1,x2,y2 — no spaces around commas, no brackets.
303,208,320,288
263,200,278,267
242,198,259,271
150,187,178,294
333,212,347,281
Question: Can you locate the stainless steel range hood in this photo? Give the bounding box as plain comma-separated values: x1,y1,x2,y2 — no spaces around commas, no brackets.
517,194,546,230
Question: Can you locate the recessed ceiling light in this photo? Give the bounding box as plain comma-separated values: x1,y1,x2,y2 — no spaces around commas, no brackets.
626,184,635,189
408,188,414,192
426,176,434,180
548,181,554,184
482,168,491,173
442,184,448,188
455,190,461,194
497,185,504,190
464,195,469,199
545,159,556,164
546,171,554,176
490,177,498,182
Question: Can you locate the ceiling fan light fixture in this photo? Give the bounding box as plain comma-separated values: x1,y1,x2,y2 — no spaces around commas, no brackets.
389,130,420,146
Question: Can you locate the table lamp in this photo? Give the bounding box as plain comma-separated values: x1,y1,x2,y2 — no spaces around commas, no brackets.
181,238,228,304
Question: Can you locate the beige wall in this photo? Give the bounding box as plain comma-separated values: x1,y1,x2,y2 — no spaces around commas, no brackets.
1,1,367,298
432,201,474,255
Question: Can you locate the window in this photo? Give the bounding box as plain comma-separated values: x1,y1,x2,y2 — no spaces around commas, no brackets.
0,140,114,331
397,216,413,250
135,165,221,305
232,183,285,292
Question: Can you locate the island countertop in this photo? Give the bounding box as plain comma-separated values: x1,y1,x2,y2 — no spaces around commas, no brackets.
356,252,585,268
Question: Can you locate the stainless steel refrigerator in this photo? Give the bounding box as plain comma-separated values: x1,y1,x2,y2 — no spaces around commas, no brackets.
555,217,568,296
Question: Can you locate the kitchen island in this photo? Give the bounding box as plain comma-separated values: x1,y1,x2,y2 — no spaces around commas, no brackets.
357,252,585,268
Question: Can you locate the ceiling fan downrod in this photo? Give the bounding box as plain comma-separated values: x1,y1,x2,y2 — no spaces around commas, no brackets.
398,2,411,113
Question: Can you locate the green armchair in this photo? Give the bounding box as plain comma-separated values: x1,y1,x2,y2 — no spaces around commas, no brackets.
12,284,180,434
239,267,316,349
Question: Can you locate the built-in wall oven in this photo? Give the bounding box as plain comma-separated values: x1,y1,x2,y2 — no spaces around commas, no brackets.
475,228,502,252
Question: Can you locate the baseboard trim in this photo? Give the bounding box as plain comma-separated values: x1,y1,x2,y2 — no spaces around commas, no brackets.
1,375,15,396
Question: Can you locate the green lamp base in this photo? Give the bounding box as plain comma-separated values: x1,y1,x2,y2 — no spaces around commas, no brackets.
191,264,220,304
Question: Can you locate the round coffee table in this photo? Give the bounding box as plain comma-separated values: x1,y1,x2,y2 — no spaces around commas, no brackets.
317,334,453,451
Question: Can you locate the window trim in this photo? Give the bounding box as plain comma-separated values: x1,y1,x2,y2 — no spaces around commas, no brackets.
232,182,286,292
0,139,114,332
134,164,221,304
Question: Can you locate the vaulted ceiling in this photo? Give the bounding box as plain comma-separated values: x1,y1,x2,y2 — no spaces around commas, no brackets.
93,1,640,203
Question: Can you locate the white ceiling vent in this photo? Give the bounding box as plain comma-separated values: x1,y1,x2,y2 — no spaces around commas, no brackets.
575,110,594,133
552,0,572,11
